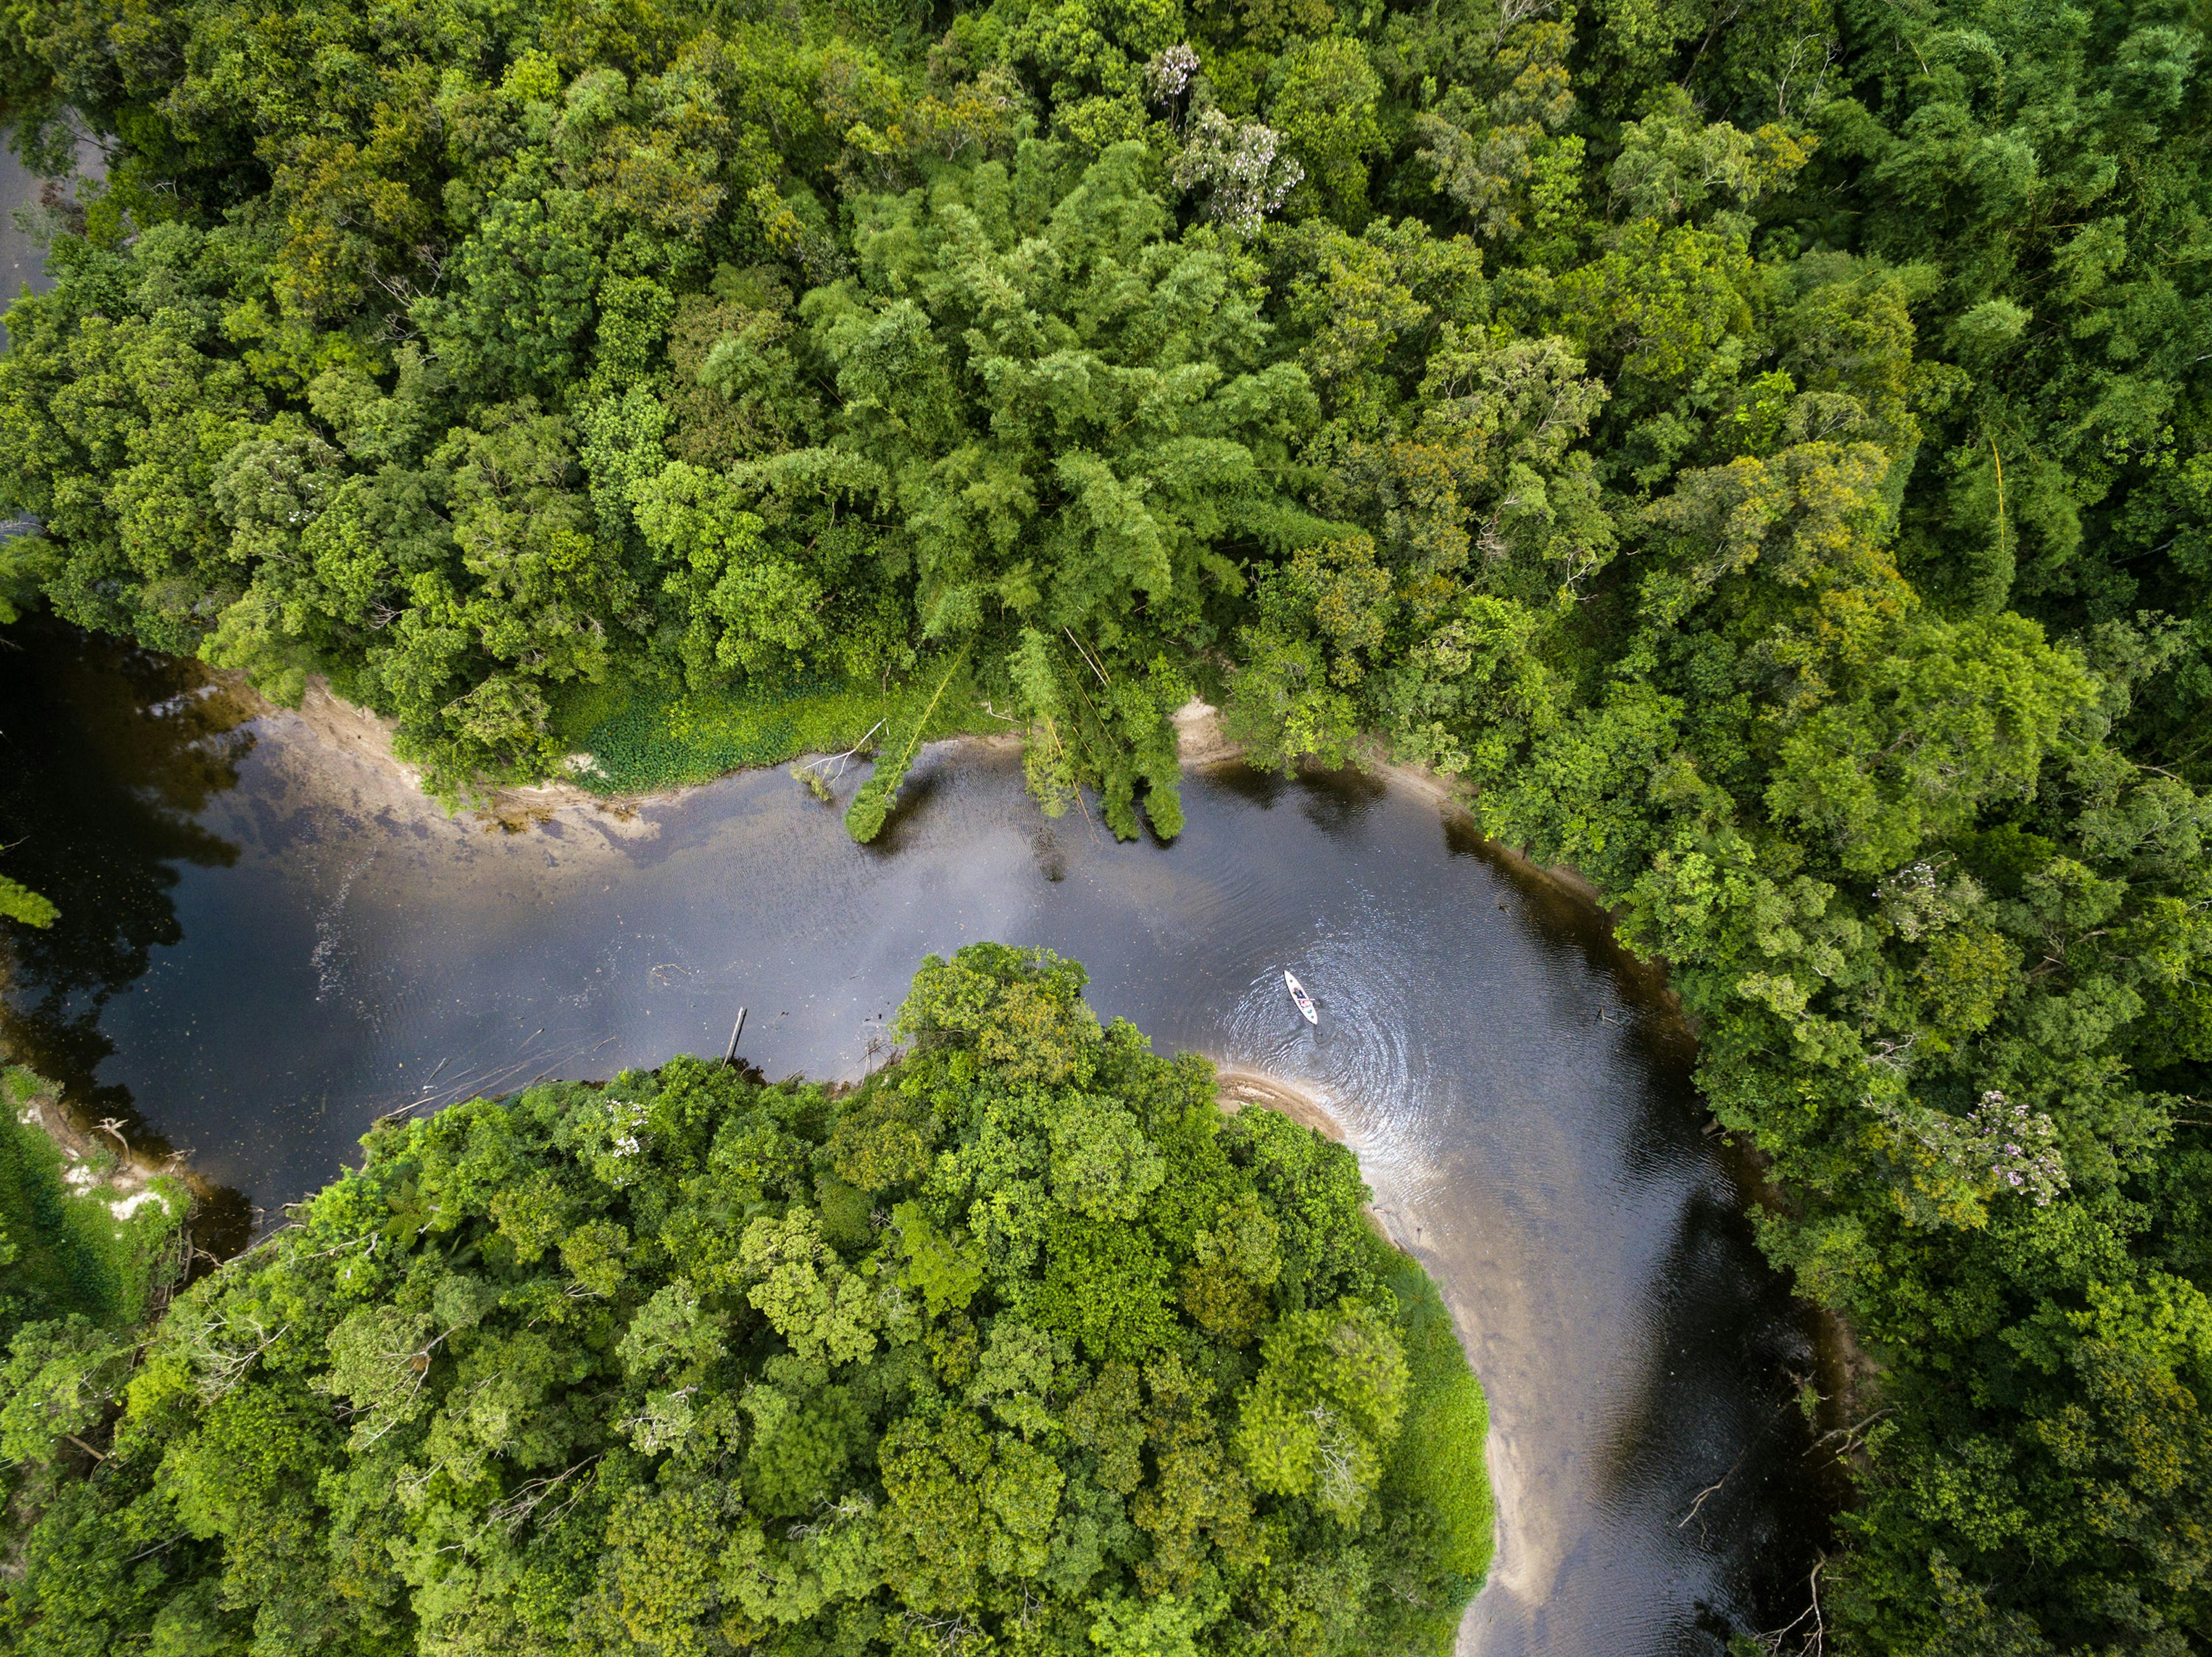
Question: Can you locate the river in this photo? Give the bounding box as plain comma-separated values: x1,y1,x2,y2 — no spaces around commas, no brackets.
0,620,1840,1654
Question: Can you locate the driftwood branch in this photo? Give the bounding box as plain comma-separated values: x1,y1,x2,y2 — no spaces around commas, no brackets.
1749,1557,1827,1654
791,719,888,799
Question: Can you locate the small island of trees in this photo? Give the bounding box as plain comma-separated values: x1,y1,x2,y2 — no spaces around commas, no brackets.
0,945,1492,1656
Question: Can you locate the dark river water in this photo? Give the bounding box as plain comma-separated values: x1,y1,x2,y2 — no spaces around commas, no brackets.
0,621,1841,1652
0,149,50,317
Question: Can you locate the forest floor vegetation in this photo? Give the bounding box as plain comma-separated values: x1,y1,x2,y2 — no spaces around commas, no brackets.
549,663,1003,796
0,1066,191,1336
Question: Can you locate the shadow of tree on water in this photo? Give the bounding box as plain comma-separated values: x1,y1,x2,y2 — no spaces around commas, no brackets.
0,617,257,1256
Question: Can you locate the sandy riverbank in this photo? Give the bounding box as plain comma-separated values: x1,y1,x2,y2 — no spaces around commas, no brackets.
1214,1062,1349,1140
244,675,1622,919
232,672,1041,830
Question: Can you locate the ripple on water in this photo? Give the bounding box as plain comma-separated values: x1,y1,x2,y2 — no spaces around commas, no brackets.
1221,944,1418,1145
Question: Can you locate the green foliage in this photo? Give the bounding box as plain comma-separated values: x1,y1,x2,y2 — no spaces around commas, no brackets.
0,949,1490,1654
0,14,1290,835
550,661,994,795
1272,37,1387,223
0,1063,191,1583
1375,1252,1494,1647
845,646,970,841
0,1070,188,1353
0,874,58,928
1235,1300,1408,1519
6,0,2212,1641
0,1314,130,1467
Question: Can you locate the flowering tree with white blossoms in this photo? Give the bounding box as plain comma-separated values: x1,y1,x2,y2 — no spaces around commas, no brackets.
1867,1086,2069,1227
1172,109,1304,236
1965,1089,2068,1205
1142,42,1199,107
1143,43,1302,237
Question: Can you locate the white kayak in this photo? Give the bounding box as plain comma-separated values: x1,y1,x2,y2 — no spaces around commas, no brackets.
1284,970,1318,1025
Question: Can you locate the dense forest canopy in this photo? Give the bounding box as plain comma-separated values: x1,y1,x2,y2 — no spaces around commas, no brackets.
0,946,1491,1656
1,0,2210,1650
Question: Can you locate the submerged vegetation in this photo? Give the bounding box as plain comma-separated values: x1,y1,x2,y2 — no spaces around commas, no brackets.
0,946,1491,1656
0,0,2209,1645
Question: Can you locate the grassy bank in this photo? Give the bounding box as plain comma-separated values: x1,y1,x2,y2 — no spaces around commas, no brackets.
1382,1243,1497,1631
0,1067,190,1337
548,663,1003,795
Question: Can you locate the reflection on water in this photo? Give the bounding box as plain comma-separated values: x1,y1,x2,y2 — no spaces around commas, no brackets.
0,144,54,320
0,623,1840,1652
0,138,99,330
0,619,261,1239
0,623,259,1248
0,623,253,1111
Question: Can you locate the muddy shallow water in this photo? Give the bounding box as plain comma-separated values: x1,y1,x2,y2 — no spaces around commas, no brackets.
1,622,1839,1652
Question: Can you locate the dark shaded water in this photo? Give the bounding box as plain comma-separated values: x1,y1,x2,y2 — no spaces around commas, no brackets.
0,145,58,313
1,620,1841,1652
0,139,101,329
